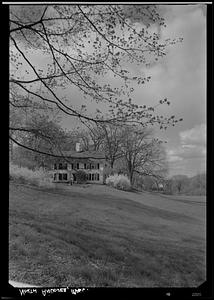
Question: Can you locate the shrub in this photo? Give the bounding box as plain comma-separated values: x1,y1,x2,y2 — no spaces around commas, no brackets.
106,174,131,191
9,163,54,188
75,170,87,184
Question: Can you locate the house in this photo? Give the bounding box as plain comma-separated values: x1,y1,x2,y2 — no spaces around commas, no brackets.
52,143,107,184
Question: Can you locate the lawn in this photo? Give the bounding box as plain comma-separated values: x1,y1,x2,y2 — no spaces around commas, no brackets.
9,182,206,287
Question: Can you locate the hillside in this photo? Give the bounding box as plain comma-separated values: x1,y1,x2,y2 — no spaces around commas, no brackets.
9,183,206,287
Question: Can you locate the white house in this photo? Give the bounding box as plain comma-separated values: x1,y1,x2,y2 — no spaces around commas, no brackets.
52,143,107,184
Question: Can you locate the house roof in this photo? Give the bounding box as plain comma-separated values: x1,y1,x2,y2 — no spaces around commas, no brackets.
60,150,105,160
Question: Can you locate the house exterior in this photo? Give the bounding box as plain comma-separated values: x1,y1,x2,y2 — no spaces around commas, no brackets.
52,143,107,184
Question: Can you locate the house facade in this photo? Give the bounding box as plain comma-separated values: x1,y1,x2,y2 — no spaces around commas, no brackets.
52,143,107,184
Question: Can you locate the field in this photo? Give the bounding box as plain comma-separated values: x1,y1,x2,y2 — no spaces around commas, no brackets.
9,182,206,287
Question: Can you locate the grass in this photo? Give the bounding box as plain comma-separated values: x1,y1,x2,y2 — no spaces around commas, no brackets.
9,182,206,287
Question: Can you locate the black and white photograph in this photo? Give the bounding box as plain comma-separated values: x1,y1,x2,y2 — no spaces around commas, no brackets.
7,1,211,294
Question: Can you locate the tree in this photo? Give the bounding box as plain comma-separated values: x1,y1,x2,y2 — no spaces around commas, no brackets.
10,113,69,169
163,178,175,195
171,175,188,194
185,173,206,195
119,125,168,186
75,123,105,151
9,4,183,158
9,106,23,161
99,123,126,168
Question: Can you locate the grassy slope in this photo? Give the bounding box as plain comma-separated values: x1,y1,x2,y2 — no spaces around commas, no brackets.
9,183,206,287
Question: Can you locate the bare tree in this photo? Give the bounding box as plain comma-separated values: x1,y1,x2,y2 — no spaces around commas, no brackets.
120,126,168,186
171,175,189,194
99,123,125,168
77,122,105,151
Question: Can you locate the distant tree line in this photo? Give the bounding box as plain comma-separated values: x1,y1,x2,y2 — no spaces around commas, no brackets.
163,173,206,196
135,173,206,196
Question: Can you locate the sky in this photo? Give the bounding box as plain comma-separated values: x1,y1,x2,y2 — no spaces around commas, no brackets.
150,5,206,177
10,4,207,177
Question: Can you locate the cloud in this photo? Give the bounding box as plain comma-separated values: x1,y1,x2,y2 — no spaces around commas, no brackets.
168,146,205,161
167,123,206,160
180,123,206,146
167,123,206,176
167,149,183,162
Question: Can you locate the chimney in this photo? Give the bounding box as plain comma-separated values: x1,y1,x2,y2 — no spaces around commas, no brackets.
75,142,82,152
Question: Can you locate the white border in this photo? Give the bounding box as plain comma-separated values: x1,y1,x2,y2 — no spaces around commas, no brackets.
2,2,213,4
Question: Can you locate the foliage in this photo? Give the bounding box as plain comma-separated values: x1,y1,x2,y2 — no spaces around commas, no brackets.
9,163,54,188
11,146,39,170
106,174,131,191
75,170,88,184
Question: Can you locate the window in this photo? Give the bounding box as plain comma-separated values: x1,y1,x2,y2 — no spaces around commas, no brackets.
58,173,67,180
76,163,79,169
84,163,86,169
63,173,67,180
97,163,99,170
71,163,74,169
54,173,57,180
59,163,67,170
92,174,95,181
54,164,57,170
89,174,92,181
97,173,99,181
91,164,95,169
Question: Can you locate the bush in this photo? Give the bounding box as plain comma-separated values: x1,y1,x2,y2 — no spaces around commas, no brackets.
9,163,54,188
106,174,131,191
75,170,87,184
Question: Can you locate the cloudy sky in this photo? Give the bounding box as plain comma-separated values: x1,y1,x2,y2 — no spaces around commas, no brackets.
11,4,206,177
148,5,206,177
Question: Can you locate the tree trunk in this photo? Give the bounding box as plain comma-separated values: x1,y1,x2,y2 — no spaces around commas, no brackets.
110,159,114,169
129,169,134,187
156,181,159,191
